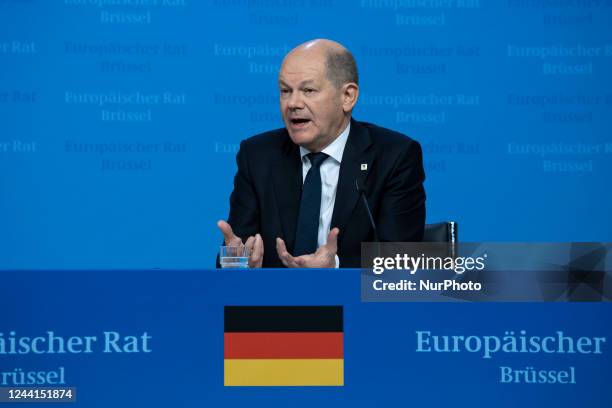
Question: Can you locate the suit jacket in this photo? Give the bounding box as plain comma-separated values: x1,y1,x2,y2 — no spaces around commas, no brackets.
226,119,426,268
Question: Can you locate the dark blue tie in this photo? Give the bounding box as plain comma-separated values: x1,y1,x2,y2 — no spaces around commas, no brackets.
293,152,329,256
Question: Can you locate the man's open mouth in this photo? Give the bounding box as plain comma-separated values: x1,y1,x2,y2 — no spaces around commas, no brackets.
291,118,311,125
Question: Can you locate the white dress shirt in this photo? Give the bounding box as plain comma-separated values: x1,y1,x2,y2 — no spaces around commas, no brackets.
299,121,350,254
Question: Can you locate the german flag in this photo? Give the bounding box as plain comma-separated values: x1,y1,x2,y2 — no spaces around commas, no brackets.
224,306,344,386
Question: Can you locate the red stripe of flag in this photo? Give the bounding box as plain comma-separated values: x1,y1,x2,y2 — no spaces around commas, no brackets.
224,332,343,359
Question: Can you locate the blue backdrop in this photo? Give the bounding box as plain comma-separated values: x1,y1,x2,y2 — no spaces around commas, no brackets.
1,1,612,269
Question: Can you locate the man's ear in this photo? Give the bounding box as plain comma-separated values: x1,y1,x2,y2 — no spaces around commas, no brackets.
341,83,359,113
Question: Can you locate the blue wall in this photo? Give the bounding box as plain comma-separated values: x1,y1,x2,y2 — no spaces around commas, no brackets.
2,1,611,269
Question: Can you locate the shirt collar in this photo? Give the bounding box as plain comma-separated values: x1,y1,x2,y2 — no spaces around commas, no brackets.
299,121,351,164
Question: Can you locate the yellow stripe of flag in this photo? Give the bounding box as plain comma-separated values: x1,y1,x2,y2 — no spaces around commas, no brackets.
224,359,344,386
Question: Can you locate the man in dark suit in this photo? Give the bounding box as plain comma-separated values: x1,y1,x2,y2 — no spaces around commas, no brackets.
218,39,425,268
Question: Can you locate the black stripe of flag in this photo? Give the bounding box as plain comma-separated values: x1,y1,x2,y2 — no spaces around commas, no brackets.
224,306,343,332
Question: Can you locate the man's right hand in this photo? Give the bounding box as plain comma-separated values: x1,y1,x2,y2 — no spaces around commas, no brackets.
217,220,264,268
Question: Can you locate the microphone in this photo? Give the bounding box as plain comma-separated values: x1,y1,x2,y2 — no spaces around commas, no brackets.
355,179,379,242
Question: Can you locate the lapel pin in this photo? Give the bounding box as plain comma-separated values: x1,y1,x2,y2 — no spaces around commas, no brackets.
361,163,367,171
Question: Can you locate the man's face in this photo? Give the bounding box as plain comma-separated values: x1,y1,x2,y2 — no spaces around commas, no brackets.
279,51,347,152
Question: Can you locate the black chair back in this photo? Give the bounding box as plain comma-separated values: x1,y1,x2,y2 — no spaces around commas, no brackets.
423,222,458,243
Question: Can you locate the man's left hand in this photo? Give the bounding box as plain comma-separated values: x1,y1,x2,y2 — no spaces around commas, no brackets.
276,228,339,268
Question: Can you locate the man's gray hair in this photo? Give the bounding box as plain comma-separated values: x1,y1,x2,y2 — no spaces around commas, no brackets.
325,49,359,88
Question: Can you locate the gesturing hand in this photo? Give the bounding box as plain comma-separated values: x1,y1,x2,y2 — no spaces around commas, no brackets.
275,228,339,268
217,220,264,268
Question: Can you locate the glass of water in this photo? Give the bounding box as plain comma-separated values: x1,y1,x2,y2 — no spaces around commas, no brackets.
219,245,249,268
